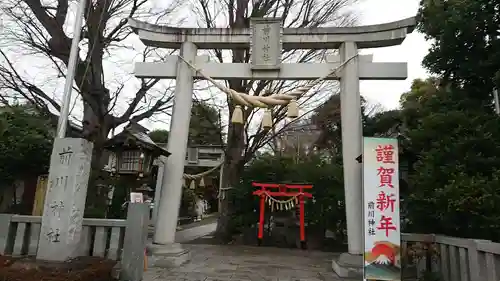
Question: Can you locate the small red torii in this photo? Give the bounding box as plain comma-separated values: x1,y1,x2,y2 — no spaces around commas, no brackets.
252,182,313,247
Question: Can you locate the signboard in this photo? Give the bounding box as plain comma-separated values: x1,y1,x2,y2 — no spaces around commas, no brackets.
250,18,282,70
362,137,401,281
130,192,144,203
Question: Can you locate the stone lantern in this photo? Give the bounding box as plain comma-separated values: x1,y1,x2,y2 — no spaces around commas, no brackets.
104,122,170,178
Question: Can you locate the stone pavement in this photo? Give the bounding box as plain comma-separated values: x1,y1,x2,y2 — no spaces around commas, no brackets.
144,244,343,281
147,221,217,244
173,223,217,243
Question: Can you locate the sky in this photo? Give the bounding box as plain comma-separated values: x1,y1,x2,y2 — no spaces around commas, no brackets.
355,0,430,110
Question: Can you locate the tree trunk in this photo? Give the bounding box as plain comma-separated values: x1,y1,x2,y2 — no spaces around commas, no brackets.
19,177,38,215
0,184,15,213
214,123,245,243
214,1,249,242
82,102,111,218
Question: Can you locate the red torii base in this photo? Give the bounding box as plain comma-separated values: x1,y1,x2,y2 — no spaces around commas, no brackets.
252,182,313,249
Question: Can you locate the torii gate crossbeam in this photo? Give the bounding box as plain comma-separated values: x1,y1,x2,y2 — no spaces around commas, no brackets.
128,17,415,49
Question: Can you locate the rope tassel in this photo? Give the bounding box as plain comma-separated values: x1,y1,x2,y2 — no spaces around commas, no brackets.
287,99,298,118
231,105,244,124
262,109,272,129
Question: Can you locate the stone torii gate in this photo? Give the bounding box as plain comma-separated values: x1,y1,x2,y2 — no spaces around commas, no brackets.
129,17,416,273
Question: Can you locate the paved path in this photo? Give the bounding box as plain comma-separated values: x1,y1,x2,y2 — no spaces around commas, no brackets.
174,222,217,243
147,220,217,244
144,244,342,281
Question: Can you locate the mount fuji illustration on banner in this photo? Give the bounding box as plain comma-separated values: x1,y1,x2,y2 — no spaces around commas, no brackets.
364,241,401,280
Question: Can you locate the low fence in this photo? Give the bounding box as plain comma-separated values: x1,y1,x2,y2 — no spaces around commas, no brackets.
0,203,149,281
402,233,500,281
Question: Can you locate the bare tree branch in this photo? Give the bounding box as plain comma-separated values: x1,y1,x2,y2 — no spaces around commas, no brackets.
194,0,357,162
0,0,183,144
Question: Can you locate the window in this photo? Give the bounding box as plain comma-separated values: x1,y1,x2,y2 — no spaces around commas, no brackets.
119,151,141,172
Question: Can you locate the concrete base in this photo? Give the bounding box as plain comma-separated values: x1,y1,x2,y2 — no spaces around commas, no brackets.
147,243,190,268
111,264,121,279
331,252,363,279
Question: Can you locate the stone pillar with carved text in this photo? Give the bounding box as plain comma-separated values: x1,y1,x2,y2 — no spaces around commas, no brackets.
36,138,93,261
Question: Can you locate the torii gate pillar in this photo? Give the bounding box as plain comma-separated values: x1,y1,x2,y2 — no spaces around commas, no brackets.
339,41,363,254
147,42,196,267
129,16,416,276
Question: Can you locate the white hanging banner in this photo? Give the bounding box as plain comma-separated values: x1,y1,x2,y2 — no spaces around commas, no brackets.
130,192,144,203
362,137,401,281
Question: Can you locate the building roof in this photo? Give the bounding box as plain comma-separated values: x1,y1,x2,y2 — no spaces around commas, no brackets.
105,122,171,157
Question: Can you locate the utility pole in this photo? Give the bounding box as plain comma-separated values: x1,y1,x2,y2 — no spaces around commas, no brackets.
56,0,87,138
494,89,500,116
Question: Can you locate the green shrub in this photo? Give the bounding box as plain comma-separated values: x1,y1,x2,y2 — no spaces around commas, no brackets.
230,153,346,240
